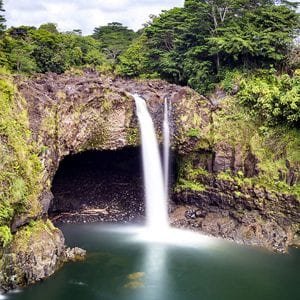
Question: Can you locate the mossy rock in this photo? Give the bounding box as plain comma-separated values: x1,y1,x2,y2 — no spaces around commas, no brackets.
0,72,43,249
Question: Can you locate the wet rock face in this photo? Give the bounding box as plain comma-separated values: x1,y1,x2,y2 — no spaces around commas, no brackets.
5,72,209,291
172,174,299,252
170,204,293,253
17,72,298,250
0,221,85,291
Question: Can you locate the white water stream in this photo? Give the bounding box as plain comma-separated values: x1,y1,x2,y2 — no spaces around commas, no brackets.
133,94,215,245
163,98,170,202
133,94,169,233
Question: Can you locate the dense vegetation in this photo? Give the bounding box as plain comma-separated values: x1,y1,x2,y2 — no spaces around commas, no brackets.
221,69,300,127
0,70,42,247
0,24,109,74
118,0,299,92
93,22,137,65
1,1,299,85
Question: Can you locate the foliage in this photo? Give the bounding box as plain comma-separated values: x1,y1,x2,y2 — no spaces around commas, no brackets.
117,34,151,77
2,35,37,73
0,71,43,246
38,23,59,34
175,179,206,192
93,22,137,63
0,25,109,74
237,69,300,127
211,89,300,197
116,0,300,94
208,4,299,67
175,155,209,192
0,225,12,247
187,128,201,138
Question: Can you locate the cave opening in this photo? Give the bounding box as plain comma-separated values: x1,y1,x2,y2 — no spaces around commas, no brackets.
49,147,145,224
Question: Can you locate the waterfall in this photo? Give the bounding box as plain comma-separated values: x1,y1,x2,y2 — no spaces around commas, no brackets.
133,94,169,233
163,98,170,201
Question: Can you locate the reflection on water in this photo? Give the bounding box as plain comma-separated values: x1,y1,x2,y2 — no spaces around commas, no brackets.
140,245,168,299
3,223,300,300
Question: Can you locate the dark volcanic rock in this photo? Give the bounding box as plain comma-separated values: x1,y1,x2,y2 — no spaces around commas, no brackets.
0,221,85,291
172,173,299,252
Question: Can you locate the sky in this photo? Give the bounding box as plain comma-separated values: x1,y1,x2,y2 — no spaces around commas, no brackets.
4,0,184,34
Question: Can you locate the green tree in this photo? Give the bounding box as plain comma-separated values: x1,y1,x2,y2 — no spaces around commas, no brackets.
117,34,151,77
208,3,300,68
93,22,137,62
39,23,59,34
7,39,37,73
0,0,5,34
1,24,110,74
119,0,299,93
30,28,67,73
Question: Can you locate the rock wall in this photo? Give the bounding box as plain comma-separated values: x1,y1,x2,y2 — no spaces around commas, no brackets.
172,95,300,252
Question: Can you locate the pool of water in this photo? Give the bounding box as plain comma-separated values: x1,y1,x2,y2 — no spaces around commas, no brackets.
4,223,300,300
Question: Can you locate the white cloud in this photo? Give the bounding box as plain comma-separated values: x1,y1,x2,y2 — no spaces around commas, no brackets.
3,0,184,34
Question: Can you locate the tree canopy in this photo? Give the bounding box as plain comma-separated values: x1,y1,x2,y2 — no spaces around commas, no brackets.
93,22,137,62
0,25,109,73
118,0,300,93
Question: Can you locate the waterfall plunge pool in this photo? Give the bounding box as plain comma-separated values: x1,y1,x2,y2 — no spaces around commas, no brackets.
4,223,300,300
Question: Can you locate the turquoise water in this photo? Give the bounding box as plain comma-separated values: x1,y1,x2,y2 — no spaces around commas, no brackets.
5,223,300,300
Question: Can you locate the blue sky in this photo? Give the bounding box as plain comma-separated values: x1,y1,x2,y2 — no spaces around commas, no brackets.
4,0,184,34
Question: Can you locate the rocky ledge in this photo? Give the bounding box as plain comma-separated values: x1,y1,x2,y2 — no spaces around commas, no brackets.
0,220,86,292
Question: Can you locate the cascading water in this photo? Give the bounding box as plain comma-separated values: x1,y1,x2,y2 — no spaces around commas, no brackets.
163,98,170,201
133,93,213,245
133,94,169,233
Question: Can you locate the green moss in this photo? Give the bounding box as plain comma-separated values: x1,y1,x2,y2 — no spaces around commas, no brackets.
178,155,209,179
102,98,112,112
11,220,57,253
0,72,43,233
40,109,57,136
212,91,300,199
127,127,139,145
175,179,205,192
82,126,108,150
187,128,201,138
249,128,300,198
0,226,13,247
234,191,243,197
213,98,255,148
217,171,235,182
175,154,209,192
